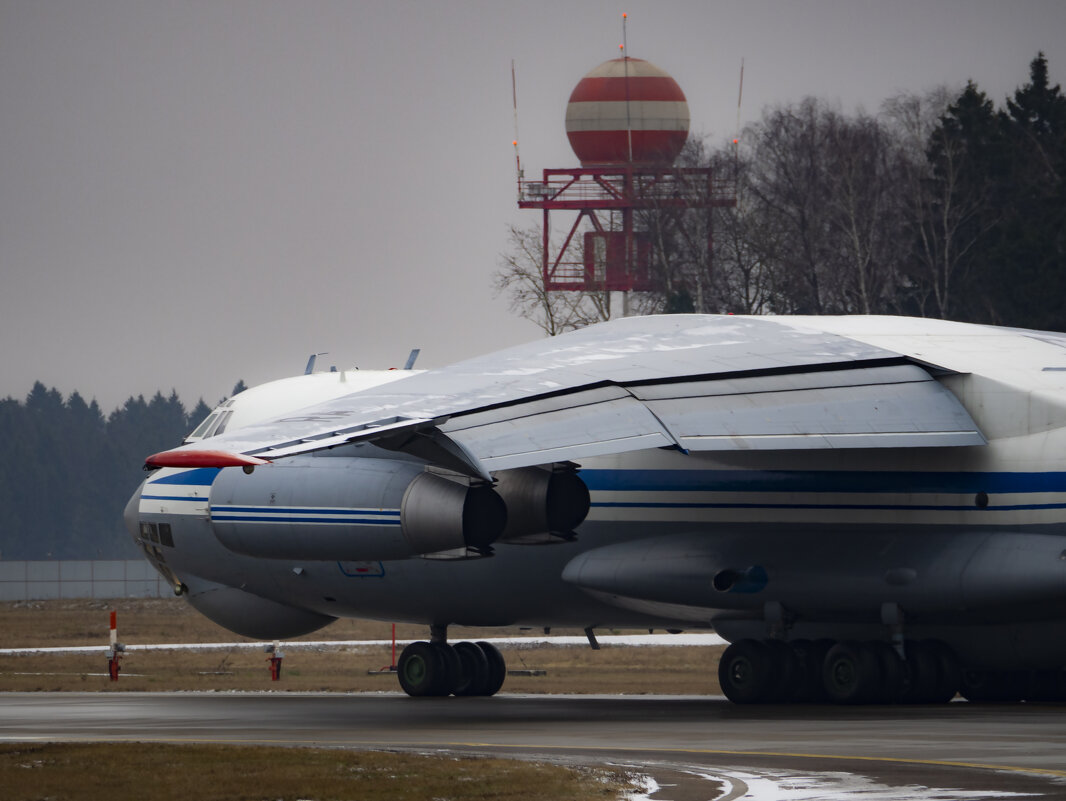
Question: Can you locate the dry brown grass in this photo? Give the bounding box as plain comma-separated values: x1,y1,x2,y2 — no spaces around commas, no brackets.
0,599,725,695
0,742,634,801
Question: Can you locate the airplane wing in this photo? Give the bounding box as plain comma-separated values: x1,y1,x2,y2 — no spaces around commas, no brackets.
146,315,985,478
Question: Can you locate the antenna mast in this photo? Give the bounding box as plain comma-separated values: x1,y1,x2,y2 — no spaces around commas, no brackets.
734,57,744,152
512,60,523,195
622,13,632,163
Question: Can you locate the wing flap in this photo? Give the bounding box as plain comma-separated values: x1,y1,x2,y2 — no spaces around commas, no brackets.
444,387,677,471
632,363,986,452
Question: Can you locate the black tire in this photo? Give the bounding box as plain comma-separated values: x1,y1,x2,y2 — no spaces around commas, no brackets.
476,641,506,696
960,669,1006,702
822,641,881,704
924,640,960,704
397,641,442,697
718,639,776,704
763,639,800,702
790,639,831,703
453,641,490,696
430,642,461,696
900,640,939,703
867,641,906,704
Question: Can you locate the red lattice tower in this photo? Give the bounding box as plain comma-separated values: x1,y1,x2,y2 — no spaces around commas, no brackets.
519,56,735,293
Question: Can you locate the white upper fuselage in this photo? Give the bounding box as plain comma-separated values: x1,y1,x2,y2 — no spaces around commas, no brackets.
185,368,423,444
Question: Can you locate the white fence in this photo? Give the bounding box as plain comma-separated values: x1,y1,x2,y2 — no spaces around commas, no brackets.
0,560,168,601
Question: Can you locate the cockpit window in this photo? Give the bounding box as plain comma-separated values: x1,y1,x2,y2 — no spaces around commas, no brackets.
187,412,218,440
209,410,233,437
185,398,237,441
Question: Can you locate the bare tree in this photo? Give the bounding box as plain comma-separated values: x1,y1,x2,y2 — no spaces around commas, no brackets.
883,87,1000,319
713,194,779,314
743,99,840,313
492,224,609,336
742,99,910,315
822,111,906,314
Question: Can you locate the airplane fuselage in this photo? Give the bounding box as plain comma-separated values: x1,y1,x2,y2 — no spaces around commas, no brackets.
125,315,1066,702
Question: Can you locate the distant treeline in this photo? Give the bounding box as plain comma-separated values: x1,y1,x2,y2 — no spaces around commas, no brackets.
0,383,230,560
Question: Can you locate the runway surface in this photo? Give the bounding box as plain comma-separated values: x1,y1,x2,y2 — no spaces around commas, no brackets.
2,692,1065,799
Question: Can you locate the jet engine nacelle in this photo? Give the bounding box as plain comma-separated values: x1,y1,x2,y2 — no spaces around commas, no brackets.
493,466,590,544
209,456,506,561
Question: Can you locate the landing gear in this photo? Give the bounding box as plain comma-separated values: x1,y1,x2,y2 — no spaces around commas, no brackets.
718,637,963,705
717,639,778,704
958,669,1025,703
822,641,884,704
397,639,506,698
899,640,959,704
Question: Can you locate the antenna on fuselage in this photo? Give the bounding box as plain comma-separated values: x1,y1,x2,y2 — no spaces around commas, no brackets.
404,349,421,370
304,352,328,375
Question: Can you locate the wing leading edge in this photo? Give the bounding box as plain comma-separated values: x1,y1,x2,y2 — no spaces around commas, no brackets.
146,316,986,474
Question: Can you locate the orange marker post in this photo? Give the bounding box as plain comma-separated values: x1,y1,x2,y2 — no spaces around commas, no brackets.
107,610,121,681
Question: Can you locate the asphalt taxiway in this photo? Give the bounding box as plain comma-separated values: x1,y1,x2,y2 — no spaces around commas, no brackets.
2,692,1064,799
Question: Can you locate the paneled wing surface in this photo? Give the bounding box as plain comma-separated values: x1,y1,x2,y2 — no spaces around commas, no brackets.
148,315,984,475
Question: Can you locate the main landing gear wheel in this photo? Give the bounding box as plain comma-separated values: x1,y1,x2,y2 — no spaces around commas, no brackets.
900,640,959,704
788,639,831,703
867,641,907,704
959,669,1026,703
716,637,963,705
398,641,448,697
453,641,489,696
822,641,881,704
718,639,777,704
398,640,506,698
477,641,507,696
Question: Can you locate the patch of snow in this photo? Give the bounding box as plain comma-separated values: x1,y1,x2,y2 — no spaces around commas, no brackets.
0,632,724,656
693,769,1040,801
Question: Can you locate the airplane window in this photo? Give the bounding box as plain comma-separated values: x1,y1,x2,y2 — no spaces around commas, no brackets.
188,413,219,440
211,410,234,438
158,523,174,548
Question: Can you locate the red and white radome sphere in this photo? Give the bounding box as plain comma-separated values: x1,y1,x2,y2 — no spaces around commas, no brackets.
565,57,690,166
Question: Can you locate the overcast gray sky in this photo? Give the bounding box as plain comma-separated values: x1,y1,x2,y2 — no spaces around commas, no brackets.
3,1,1064,411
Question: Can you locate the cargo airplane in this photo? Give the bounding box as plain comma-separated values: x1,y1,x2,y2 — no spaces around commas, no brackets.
126,314,1066,704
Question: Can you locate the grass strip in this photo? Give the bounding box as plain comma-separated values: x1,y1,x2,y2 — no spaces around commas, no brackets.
0,742,633,801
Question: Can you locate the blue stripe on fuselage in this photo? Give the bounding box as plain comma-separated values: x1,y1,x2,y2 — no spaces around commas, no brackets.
578,469,1066,495
211,505,399,517
148,468,221,486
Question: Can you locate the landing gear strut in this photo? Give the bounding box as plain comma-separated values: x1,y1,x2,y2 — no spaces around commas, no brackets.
397,638,506,698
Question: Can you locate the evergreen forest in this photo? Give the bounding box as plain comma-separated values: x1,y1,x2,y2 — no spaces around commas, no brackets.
0,384,215,560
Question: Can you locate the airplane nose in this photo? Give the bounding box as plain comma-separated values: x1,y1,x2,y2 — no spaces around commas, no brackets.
124,480,145,543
